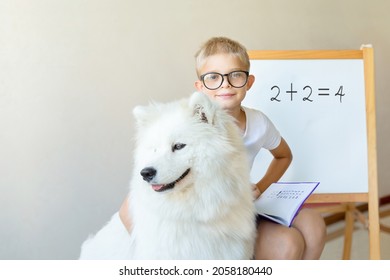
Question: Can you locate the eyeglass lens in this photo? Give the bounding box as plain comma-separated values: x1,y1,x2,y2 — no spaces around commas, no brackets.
202,71,248,90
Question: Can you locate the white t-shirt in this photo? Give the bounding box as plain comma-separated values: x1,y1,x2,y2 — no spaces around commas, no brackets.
241,106,281,168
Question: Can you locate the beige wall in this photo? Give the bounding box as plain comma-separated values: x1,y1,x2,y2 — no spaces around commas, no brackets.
1,0,389,259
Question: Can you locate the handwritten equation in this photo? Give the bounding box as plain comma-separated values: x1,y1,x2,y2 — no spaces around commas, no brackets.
269,83,345,103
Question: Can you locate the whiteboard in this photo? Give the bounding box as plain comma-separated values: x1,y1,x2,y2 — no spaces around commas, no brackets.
243,59,368,193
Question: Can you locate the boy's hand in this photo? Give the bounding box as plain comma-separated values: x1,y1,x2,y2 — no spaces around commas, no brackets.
252,184,261,200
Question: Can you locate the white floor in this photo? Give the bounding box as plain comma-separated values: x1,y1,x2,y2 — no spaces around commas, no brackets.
320,215,390,260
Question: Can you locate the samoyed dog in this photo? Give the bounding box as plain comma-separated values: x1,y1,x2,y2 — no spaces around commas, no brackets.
79,92,256,259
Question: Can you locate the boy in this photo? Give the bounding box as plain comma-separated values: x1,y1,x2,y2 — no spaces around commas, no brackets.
120,37,326,259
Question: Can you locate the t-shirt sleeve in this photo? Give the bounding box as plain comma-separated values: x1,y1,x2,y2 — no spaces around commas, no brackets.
259,112,281,150
242,106,282,167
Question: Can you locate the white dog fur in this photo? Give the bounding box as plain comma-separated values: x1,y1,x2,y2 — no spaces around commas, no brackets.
79,92,256,259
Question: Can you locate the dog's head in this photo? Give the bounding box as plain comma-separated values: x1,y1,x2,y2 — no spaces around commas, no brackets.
131,92,246,194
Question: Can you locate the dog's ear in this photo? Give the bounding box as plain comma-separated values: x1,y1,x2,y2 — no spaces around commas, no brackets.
133,105,152,125
189,92,216,124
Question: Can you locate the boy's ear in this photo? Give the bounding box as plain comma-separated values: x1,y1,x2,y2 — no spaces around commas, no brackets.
245,74,255,91
194,80,203,91
189,92,216,124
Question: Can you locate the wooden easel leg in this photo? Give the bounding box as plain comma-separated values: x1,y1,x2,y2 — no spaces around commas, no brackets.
342,203,355,260
380,208,390,233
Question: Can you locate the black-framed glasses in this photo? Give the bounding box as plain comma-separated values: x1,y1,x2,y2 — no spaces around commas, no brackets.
200,71,249,90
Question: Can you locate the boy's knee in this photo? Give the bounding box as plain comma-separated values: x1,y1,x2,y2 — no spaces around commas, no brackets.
307,209,327,243
313,214,327,248
295,208,327,241
315,213,327,236
277,229,305,259
255,226,305,260
294,209,327,259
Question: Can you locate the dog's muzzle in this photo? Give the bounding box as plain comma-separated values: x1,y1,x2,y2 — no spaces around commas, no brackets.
140,167,191,192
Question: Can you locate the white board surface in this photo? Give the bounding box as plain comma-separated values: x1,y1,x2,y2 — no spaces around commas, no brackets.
243,59,368,193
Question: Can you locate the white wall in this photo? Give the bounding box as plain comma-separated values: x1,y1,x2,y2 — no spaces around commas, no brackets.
1,0,389,259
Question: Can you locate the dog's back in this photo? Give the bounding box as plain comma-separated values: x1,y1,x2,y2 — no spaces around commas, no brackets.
80,92,256,259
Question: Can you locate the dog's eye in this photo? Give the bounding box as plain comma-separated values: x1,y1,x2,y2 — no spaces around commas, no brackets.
172,143,186,152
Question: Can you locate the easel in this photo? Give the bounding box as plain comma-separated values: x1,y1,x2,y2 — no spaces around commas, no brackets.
247,47,380,259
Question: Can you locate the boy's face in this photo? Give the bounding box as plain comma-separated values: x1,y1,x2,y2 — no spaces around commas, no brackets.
195,53,254,111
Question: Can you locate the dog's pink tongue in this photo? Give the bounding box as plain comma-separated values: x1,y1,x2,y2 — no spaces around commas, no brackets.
152,184,164,191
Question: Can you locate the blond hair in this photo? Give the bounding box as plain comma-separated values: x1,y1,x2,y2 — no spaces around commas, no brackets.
195,37,250,76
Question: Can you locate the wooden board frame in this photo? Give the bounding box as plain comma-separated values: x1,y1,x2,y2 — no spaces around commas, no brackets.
248,48,380,259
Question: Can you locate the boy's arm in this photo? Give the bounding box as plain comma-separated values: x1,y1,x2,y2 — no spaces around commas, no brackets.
254,137,292,194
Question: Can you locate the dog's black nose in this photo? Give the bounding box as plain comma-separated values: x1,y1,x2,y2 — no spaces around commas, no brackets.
140,167,157,182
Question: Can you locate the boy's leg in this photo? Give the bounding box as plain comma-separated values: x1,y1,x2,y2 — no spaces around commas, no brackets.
291,208,326,260
254,208,326,260
254,220,305,259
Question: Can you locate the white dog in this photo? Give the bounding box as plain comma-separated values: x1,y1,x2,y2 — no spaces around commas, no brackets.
79,92,256,259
